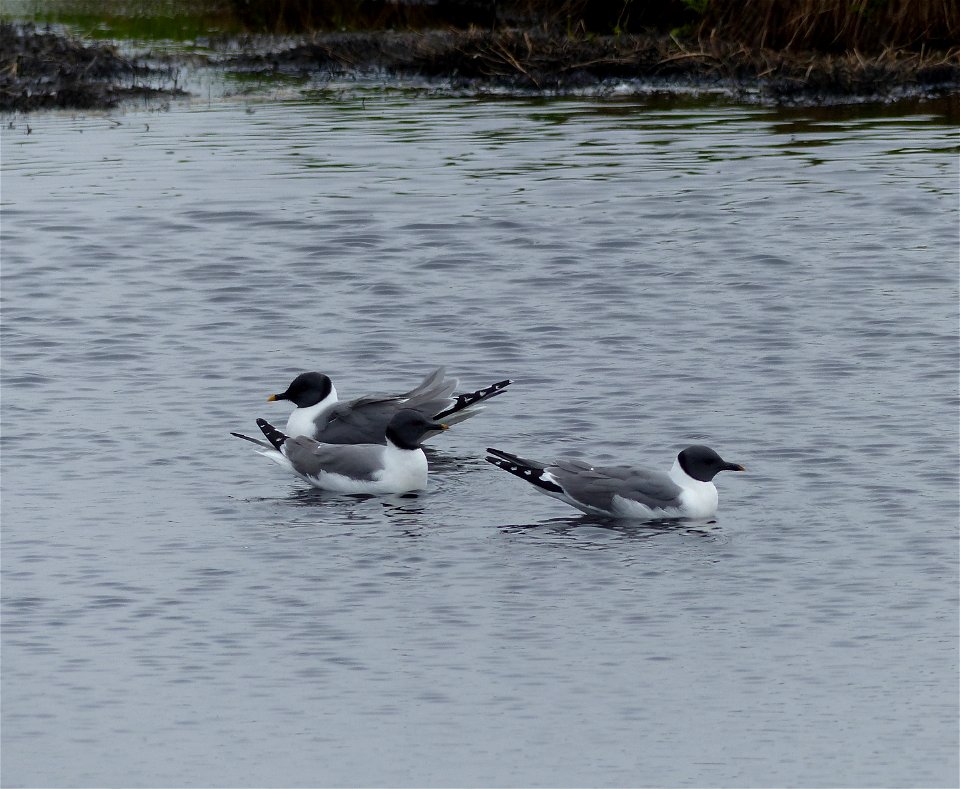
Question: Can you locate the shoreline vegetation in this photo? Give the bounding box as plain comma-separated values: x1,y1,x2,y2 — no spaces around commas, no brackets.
2,0,958,111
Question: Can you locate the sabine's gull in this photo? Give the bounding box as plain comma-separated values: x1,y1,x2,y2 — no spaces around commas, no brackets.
267,367,511,444
232,409,448,494
485,445,745,519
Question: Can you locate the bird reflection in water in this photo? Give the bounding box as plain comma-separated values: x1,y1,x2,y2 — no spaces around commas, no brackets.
499,514,720,542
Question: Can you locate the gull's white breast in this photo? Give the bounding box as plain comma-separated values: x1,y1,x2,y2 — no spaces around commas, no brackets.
285,386,338,439
669,459,719,518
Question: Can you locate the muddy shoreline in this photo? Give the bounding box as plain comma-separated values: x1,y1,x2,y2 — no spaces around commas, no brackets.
223,30,960,105
2,21,958,112
0,23,185,112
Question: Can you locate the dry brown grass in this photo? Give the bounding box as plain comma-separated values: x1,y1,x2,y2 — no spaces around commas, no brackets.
693,0,959,52
228,0,959,53
225,26,960,103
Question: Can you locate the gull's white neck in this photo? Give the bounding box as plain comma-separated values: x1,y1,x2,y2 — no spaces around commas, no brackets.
381,439,428,490
669,458,719,518
285,383,338,439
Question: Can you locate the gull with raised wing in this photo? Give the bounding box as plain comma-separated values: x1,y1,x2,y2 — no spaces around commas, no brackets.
267,367,511,444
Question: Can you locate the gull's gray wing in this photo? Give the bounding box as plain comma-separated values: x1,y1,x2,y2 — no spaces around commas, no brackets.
342,367,455,412
316,400,399,444
396,366,457,404
316,367,458,444
284,437,384,481
548,459,684,513
386,366,458,419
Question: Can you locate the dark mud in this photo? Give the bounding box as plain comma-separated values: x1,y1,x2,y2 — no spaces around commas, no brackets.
0,23,184,112
2,22,958,111
223,30,960,105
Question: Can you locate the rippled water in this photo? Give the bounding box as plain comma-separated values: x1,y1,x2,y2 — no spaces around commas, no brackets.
2,93,957,787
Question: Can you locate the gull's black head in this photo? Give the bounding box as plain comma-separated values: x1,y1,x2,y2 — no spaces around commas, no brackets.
385,409,448,450
268,372,333,408
678,445,745,482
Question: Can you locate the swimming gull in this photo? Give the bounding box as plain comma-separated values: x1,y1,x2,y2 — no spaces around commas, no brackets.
485,444,745,519
232,409,448,494
267,367,511,444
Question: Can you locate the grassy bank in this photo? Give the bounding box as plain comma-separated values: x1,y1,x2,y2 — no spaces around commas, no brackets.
1,1,957,111
223,28,959,104
219,0,958,105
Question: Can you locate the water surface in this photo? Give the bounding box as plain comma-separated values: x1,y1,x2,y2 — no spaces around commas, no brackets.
2,93,957,787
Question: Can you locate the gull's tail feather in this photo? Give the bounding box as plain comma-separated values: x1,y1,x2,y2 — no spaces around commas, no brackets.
231,431,273,451
485,447,563,494
234,423,293,472
434,378,513,424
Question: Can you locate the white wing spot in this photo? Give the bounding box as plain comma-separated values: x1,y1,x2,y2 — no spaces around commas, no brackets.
523,469,532,475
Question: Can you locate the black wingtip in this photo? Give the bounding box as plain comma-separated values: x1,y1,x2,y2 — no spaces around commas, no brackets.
485,379,513,395
484,446,565,492
433,378,513,420
256,418,287,452
485,451,564,493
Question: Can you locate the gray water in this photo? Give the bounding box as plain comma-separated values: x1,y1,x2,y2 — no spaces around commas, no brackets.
2,92,958,788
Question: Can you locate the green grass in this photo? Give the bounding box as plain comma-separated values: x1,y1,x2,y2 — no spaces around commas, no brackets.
1,0,240,41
